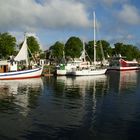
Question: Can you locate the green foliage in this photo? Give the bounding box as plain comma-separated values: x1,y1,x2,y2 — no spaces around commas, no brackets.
40,52,46,59
0,32,16,59
27,36,40,54
65,37,83,59
85,40,111,61
85,41,94,60
38,49,46,59
50,41,64,63
114,43,140,60
0,32,140,62
97,40,112,58
114,43,124,55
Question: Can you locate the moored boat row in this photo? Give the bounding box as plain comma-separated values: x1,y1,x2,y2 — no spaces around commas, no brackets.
55,54,140,76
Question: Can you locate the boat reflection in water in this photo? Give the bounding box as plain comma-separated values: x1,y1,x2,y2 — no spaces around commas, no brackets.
0,72,140,139
57,75,107,85
53,75,108,132
0,78,43,116
108,70,139,94
56,75,107,96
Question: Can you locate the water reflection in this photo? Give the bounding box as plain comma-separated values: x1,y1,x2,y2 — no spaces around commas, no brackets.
0,78,43,116
119,71,138,91
0,72,140,140
43,72,140,139
43,76,108,135
56,75,107,96
108,71,139,94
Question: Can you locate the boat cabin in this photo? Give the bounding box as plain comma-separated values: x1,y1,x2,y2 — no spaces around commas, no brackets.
0,60,18,73
109,55,139,67
0,61,9,73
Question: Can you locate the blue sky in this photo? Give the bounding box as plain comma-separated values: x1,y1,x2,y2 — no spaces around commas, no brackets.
0,0,140,50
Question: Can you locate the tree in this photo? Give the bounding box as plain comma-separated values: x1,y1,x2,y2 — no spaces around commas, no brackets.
0,32,16,59
114,43,124,55
124,44,140,60
27,36,40,55
132,46,140,59
96,40,111,58
49,41,64,63
65,37,83,59
114,43,140,60
39,49,46,59
85,40,111,61
85,41,94,61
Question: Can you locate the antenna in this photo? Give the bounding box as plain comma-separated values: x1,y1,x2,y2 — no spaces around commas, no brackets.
93,11,96,65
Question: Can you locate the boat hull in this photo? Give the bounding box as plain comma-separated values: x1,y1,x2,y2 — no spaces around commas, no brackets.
107,66,140,71
108,57,140,71
0,67,43,80
56,69,66,76
71,68,107,76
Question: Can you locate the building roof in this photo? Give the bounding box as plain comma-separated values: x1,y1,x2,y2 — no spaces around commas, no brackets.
0,60,9,65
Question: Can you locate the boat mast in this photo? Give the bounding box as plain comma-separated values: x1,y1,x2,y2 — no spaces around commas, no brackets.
83,40,86,62
63,48,66,63
25,35,29,67
93,11,96,65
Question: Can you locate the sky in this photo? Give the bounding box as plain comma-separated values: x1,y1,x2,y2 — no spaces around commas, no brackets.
0,0,140,50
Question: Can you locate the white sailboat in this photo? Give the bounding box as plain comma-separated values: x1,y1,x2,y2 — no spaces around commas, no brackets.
71,12,107,76
56,41,91,76
0,34,43,80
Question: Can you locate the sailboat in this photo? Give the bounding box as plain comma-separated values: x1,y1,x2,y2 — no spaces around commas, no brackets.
0,34,43,80
71,12,107,76
56,41,91,76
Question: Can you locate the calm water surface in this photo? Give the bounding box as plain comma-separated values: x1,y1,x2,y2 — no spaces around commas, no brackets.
0,71,140,140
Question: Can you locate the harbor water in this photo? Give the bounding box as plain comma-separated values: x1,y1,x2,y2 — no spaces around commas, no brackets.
0,71,140,140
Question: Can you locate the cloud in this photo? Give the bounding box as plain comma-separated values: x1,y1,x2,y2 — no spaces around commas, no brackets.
106,33,136,45
102,0,118,6
41,0,90,29
99,0,129,7
0,0,90,32
118,4,140,25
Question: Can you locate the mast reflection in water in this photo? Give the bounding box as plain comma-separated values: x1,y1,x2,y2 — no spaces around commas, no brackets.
0,72,140,140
